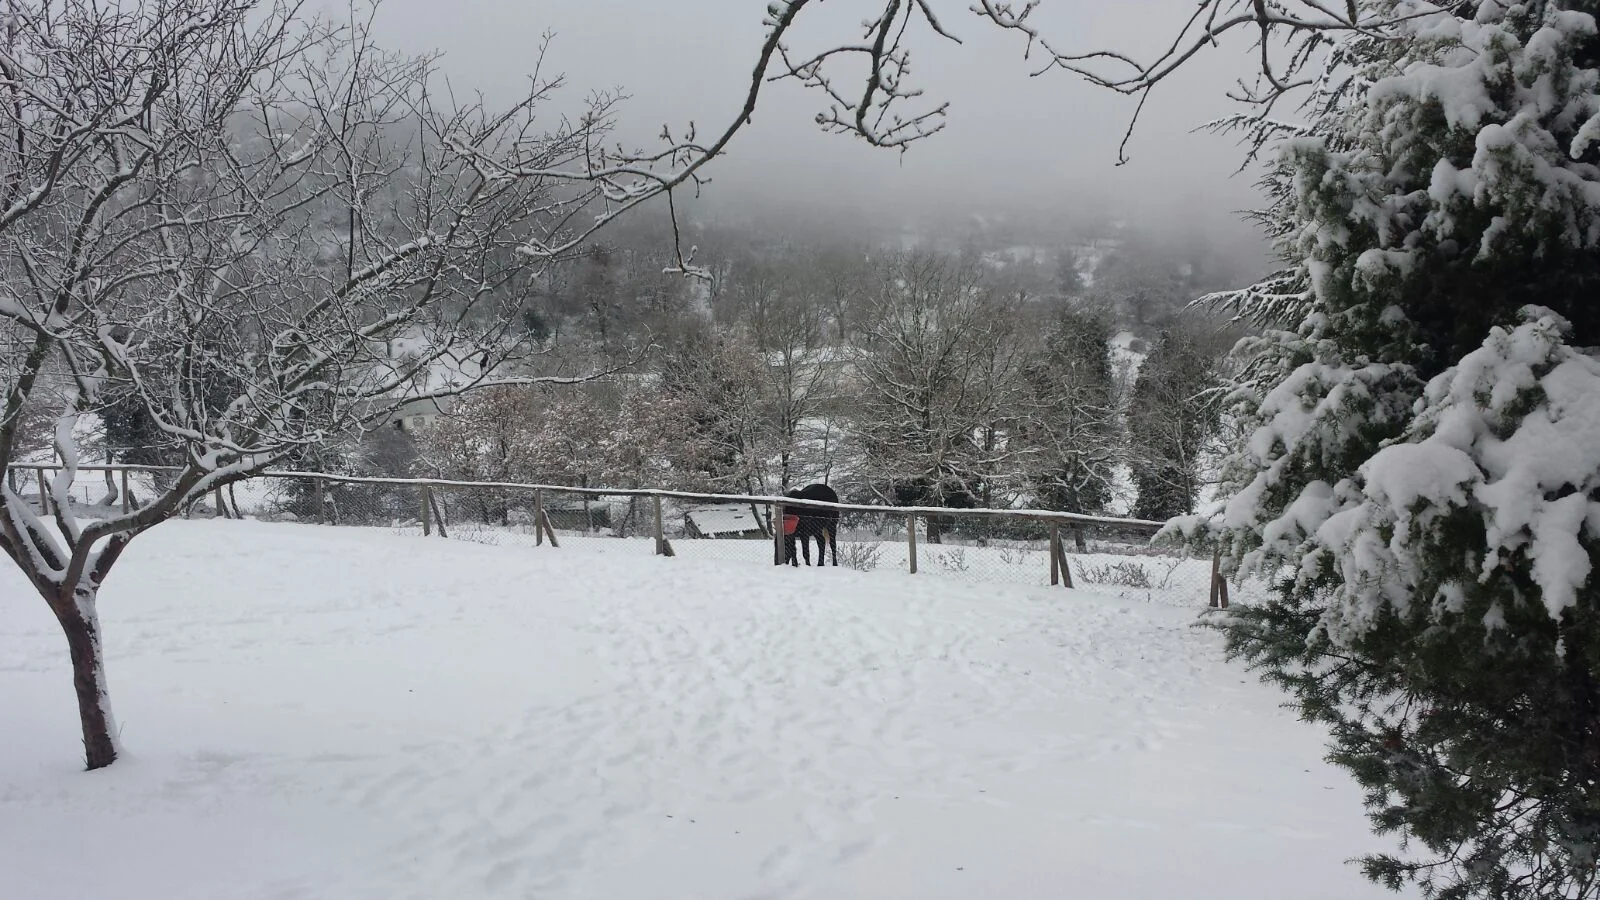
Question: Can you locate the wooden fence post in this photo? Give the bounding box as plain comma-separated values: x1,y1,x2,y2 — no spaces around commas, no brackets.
214,488,227,519
1056,538,1074,589
1209,549,1224,608
1049,523,1061,586
420,484,432,536
538,509,560,547
907,513,918,574
428,488,448,539
653,493,673,556
534,489,545,546
1210,548,1231,609
120,468,131,514
313,478,325,525
773,503,787,566
37,466,49,514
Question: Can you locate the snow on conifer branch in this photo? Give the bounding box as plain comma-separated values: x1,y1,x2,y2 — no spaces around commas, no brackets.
1316,308,1600,639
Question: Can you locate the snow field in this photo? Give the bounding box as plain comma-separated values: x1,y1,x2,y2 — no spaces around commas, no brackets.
2,519,1400,899
430,512,1253,605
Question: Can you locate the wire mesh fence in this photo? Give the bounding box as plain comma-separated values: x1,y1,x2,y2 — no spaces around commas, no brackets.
7,464,1268,609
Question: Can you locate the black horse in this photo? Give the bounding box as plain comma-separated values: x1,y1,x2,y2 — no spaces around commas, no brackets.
783,483,839,567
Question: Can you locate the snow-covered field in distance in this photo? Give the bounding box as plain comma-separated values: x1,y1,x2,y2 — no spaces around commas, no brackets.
1,519,1402,899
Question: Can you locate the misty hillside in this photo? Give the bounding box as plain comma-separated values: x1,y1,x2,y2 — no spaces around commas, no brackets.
228,206,1260,524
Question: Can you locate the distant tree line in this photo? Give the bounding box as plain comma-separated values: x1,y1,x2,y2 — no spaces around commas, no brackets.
74,196,1244,534
403,240,1235,537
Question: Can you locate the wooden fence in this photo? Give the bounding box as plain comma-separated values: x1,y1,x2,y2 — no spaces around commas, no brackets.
4,463,1236,608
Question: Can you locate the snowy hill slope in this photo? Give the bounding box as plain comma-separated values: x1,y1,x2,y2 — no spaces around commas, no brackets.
1,520,1401,900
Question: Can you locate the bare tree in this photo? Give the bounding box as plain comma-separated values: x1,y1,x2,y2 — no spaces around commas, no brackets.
0,0,666,770
717,254,785,346
851,252,1032,540
744,1,1422,162
1127,328,1223,520
807,244,871,343
514,388,622,492
655,324,770,492
570,244,624,350
759,292,839,492
413,388,540,485
1020,307,1122,516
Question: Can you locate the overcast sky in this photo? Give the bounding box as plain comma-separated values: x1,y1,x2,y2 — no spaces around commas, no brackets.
367,0,1266,244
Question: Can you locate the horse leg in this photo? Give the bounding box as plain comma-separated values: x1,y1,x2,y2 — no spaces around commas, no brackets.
827,525,838,567
785,534,798,566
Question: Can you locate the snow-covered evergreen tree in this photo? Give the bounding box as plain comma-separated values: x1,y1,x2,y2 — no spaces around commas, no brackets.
1026,309,1119,514
655,326,770,492
1193,2,1600,895
1129,329,1220,520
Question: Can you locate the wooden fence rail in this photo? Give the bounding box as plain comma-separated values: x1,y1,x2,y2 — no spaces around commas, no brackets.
3,462,1168,531
3,463,1238,604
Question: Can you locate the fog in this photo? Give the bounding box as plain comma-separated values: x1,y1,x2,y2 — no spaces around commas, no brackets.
368,0,1269,263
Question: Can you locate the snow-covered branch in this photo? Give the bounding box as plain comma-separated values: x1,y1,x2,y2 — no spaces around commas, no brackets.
0,0,675,770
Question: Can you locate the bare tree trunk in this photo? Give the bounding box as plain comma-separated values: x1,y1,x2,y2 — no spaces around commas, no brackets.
47,587,118,770
615,495,638,538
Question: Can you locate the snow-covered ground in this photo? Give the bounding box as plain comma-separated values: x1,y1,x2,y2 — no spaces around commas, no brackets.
2,519,1399,899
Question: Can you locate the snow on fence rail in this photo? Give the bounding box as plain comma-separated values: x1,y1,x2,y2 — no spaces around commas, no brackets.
5,463,1258,609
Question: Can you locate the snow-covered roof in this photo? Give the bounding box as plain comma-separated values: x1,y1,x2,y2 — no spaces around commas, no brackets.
684,503,763,536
